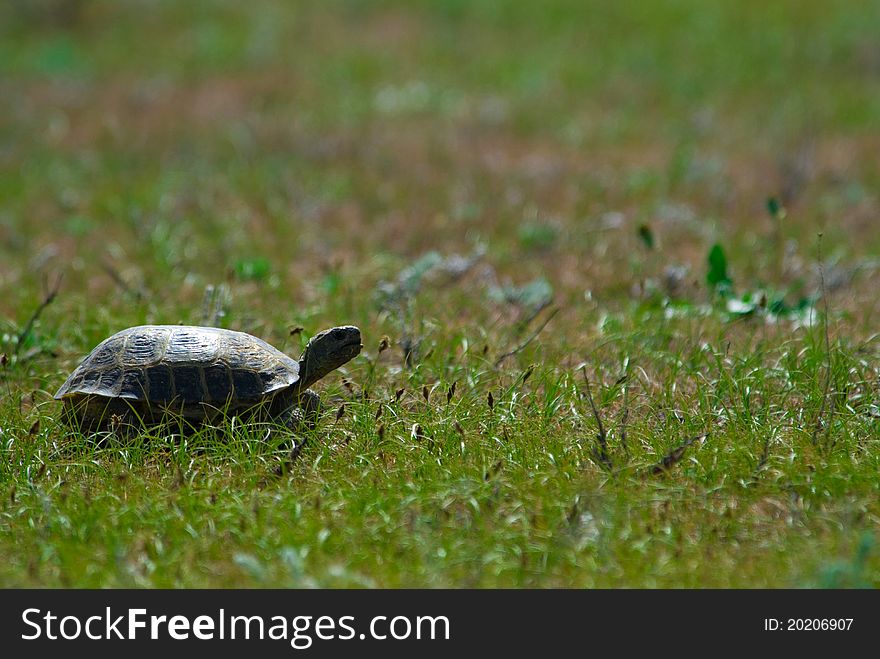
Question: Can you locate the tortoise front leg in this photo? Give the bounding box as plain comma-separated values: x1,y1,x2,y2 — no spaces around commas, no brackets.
297,389,321,431
273,388,322,433
275,390,322,475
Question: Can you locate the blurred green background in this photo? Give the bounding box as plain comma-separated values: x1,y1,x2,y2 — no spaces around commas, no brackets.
2,1,878,321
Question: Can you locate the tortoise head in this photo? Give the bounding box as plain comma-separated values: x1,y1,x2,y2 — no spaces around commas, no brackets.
298,325,362,389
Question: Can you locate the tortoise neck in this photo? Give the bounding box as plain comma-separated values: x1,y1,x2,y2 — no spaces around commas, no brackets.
298,345,334,390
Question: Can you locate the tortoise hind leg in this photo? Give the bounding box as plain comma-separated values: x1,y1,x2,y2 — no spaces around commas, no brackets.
63,396,143,439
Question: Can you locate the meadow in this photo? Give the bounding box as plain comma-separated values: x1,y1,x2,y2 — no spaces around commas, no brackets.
1,0,878,587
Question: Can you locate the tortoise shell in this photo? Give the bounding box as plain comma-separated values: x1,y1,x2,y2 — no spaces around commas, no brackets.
55,325,300,407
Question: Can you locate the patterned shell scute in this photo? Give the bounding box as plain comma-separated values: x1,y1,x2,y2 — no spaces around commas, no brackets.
55,325,300,404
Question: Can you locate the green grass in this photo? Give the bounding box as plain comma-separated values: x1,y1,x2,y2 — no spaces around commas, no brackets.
0,0,878,587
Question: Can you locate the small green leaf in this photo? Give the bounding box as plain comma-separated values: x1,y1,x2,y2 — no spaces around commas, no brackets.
234,257,271,281
706,243,732,293
768,296,788,315
36,37,85,75
766,197,786,219
518,222,559,251
637,224,654,249
64,215,94,236
321,271,341,295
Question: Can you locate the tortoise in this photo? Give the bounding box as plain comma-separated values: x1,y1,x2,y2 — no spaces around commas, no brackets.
54,325,362,433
